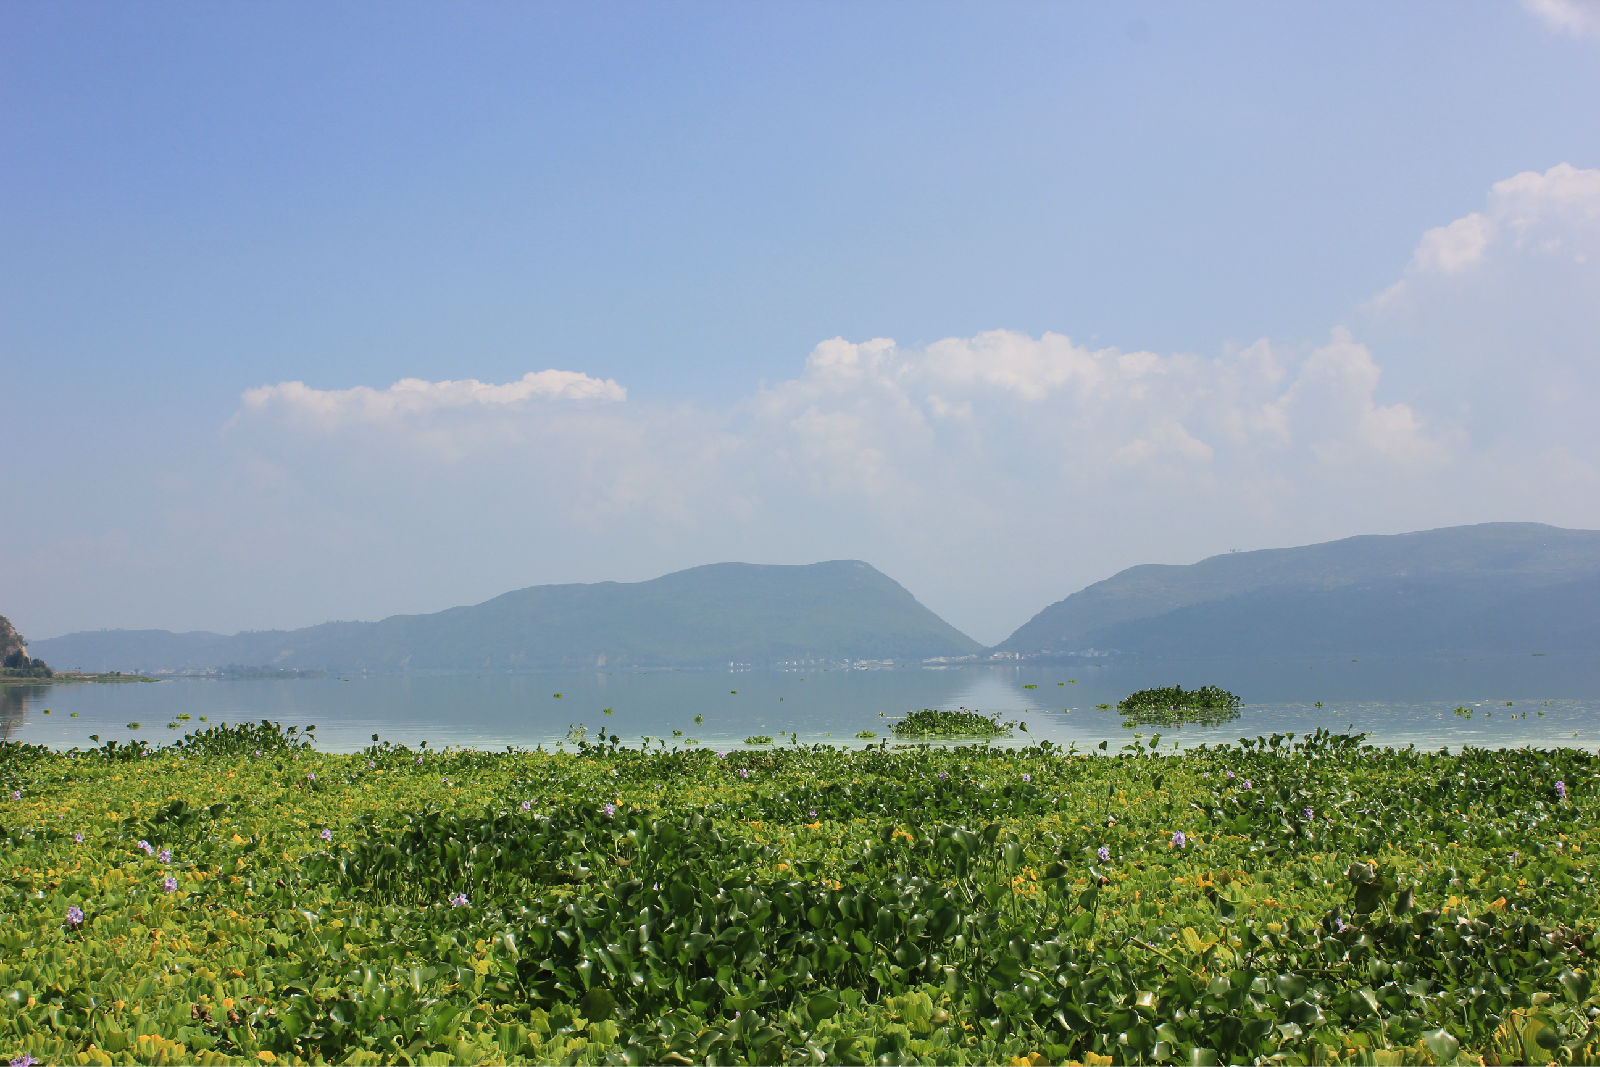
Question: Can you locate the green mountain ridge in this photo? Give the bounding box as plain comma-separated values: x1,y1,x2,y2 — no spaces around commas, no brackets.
26,524,1600,673
32,560,983,673
997,522,1600,657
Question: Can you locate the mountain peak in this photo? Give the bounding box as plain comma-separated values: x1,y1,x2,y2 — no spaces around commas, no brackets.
33,560,981,673
997,522,1600,657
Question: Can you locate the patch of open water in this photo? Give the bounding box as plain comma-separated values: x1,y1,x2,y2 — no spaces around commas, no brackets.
4,654,1598,754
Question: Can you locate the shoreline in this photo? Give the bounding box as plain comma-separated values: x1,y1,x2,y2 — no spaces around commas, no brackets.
0,671,160,686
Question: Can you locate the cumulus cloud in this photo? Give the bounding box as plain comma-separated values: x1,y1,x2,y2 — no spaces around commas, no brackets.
1521,0,1600,39
238,370,626,428
1374,163,1600,306
234,329,1455,500
743,328,1451,495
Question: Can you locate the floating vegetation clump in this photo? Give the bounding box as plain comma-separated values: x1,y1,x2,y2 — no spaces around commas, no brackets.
890,707,1014,738
1118,684,1242,728
742,734,773,745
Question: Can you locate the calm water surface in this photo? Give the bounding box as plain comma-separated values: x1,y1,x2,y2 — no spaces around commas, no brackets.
4,654,1599,754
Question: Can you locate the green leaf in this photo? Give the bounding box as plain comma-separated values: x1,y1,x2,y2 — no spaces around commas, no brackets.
1422,1028,1459,1062
806,994,840,1023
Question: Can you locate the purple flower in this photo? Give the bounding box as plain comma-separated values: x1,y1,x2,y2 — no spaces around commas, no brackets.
808,809,818,819
1021,773,1032,783
1241,779,1253,790
1302,807,1314,821
1226,770,1235,779
442,777,450,786
1097,845,1111,863
137,839,154,855
937,771,948,780
603,802,617,818
163,875,178,893
450,893,468,907
1335,918,1348,933
1171,831,1187,849
254,750,262,757
1555,780,1567,800
73,832,83,844
159,848,172,863
367,760,375,768
416,755,423,765
320,828,333,842
10,790,19,801
11,1053,40,1066
65,905,84,928
306,772,315,782
738,768,750,779
520,800,533,812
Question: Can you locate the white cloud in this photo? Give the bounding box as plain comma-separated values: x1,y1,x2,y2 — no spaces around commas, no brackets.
1489,162,1600,243
1411,212,1493,275
238,370,626,428
1281,329,1449,468
1521,0,1600,39
1111,420,1215,468
233,330,1452,508
1374,163,1600,307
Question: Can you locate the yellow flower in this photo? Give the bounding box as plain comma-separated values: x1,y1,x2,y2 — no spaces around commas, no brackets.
257,1053,278,1064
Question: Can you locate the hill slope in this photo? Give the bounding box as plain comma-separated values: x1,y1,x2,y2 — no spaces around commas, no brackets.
996,523,1600,657
35,560,982,672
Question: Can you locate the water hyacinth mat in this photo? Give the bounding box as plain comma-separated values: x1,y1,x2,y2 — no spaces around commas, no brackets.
1,723,1597,1066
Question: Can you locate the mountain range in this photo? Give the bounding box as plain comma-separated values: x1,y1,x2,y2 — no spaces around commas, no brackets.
997,522,1600,657
31,560,981,672
27,523,1600,673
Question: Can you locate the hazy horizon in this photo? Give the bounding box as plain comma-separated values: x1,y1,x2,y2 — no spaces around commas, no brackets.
6,3,1599,647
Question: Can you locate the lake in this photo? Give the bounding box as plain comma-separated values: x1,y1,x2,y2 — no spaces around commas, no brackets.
5,652,1599,753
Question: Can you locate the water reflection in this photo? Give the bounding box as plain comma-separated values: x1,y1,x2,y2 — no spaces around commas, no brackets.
0,683,49,741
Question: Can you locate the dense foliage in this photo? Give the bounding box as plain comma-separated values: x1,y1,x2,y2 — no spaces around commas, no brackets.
890,709,1015,739
0,615,51,677
0,659,53,679
1,723,1597,1065
1117,686,1242,728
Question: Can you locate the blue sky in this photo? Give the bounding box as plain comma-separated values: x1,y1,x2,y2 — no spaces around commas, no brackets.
4,2,1599,645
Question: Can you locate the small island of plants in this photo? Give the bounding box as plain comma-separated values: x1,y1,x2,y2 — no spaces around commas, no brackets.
890,707,1015,739
1117,684,1242,728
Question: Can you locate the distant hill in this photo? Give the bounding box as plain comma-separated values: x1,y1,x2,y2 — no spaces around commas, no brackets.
34,560,983,673
996,523,1600,657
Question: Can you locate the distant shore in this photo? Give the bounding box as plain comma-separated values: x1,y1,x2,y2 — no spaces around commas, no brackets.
0,670,159,686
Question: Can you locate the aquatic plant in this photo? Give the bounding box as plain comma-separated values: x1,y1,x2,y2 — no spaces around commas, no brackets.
890,707,1015,738
1117,684,1242,727
0,723,1595,1065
